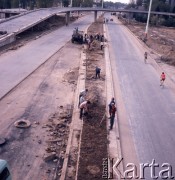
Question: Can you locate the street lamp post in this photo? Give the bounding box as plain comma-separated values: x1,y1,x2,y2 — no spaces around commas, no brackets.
145,0,153,40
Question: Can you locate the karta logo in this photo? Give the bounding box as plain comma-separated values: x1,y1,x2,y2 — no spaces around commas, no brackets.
102,158,174,179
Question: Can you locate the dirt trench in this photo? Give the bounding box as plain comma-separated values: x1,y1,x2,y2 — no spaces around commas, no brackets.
77,17,108,180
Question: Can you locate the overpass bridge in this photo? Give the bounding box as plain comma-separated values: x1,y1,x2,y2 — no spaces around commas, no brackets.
0,7,174,47
0,8,27,19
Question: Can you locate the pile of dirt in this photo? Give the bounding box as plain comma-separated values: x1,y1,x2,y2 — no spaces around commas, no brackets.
77,16,108,180
43,105,73,179
63,67,79,85
123,20,175,66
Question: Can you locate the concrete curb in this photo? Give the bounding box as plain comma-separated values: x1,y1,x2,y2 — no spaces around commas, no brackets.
60,43,87,180
104,24,124,178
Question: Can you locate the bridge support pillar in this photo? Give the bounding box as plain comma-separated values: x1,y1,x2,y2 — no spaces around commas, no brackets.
94,11,97,22
65,11,70,26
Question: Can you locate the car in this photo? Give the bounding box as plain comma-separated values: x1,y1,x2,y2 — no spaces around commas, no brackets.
110,18,113,21
0,159,11,180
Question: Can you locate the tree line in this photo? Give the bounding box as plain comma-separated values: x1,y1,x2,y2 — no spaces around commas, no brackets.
0,0,95,9
0,0,62,9
128,0,175,13
127,0,175,27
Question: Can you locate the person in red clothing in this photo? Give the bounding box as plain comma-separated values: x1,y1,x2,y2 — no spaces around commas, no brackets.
109,103,117,130
160,72,166,86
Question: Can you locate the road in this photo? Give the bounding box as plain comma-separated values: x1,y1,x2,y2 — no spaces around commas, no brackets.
106,15,175,178
0,15,95,180
0,13,93,99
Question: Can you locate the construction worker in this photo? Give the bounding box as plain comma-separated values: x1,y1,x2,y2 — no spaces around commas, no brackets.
100,41,104,50
95,66,101,78
109,103,116,130
108,97,115,118
79,100,91,119
79,89,88,107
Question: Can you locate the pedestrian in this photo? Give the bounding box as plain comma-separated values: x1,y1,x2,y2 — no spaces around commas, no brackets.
109,103,116,130
160,72,166,86
79,100,91,119
95,66,101,78
144,52,148,63
97,33,100,41
100,35,104,43
108,97,115,118
104,18,105,23
84,34,88,43
79,95,85,105
100,41,104,50
79,89,88,106
76,27,78,33
90,34,93,42
87,38,90,49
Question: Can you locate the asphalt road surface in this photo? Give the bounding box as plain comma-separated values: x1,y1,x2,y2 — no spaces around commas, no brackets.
106,15,175,179
0,13,94,99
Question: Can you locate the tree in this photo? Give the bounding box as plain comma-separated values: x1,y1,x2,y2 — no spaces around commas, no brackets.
136,0,142,6
62,0,69,7
82,0,93,7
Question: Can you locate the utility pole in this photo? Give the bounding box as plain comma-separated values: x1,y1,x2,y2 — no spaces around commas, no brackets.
145,0,153,40
102,0,104,8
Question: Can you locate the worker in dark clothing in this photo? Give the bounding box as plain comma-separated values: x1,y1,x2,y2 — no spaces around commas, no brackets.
95,66,101,78
108,97,115,118
109,103,116,130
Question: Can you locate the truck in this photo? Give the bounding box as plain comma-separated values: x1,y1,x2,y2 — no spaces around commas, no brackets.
71,29,84,44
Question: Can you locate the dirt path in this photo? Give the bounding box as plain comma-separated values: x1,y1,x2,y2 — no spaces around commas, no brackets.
0,42,81,180
77,17,108,180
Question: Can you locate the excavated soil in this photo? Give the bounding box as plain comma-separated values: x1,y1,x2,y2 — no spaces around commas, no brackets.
77,17,108,180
